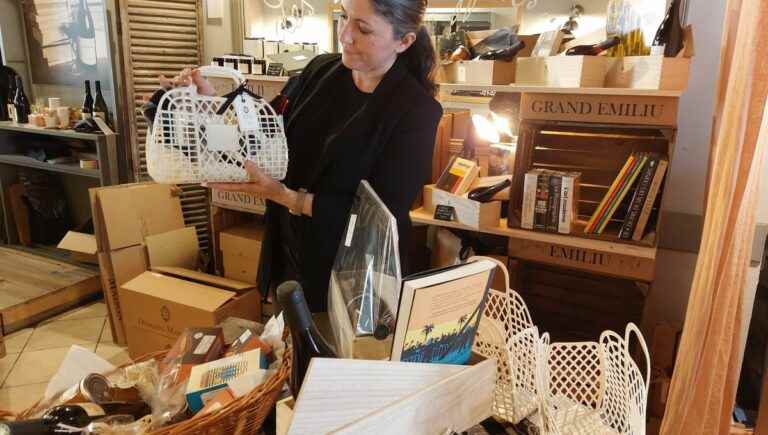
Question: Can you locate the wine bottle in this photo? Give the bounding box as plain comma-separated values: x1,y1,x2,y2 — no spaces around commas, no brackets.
82,80,93,120
478,40,526,61
565,36,621,56
13,76,30,124
74,0,97,70
92,80,110,126
0,402,151,434
651,0,684,57
276,280,336,397
2,67,17,122
468,178,512,203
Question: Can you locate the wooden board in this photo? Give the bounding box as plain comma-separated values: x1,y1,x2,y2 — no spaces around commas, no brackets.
0,247,101,331
519,92,679,126
508,237,656,282
288,357,494,434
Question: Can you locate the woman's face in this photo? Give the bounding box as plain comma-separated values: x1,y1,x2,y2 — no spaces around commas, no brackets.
338,0,414,74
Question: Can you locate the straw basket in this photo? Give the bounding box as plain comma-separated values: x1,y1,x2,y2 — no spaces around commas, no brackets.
9,344,291,434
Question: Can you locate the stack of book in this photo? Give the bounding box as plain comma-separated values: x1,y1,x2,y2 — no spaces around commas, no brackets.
435,156,480,196
521,169,581,234
585,152,669,241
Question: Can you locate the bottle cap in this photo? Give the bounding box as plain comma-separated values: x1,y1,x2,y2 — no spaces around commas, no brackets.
374,324,390,340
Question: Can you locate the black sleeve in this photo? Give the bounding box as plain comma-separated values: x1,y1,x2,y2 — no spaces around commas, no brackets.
367,100,443,223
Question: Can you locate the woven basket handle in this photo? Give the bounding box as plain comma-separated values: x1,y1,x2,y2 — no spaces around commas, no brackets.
625,322,651,390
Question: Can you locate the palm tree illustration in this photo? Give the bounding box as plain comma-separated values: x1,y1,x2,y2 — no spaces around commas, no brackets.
422,324,434,341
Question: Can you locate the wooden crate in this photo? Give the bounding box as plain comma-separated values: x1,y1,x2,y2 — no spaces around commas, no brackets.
512,259,646,342
605,56,691,91
443,60,517,85
423,185,501,229
508,120,675,248
515,56,610,87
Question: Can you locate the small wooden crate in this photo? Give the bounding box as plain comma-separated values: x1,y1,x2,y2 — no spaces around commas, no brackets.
605,56,691,90
423,185,501,229
515,56,610,87
443,60,517,85
508,120,674,248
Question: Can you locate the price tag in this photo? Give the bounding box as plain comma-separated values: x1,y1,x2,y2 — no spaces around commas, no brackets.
267,63,284,76
434,205,455,222
457,65,467,83
233,95,260,131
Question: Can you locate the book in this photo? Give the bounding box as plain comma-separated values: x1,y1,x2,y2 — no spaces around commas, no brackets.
390,259,496,365
585,153,640,234
594,153,648,234
521,169,541,230
619,155,659,239
558,172,580,234
632,159,669,241
533,171,551,232
435,156,480,195
546,173,562,233
186,348,267,412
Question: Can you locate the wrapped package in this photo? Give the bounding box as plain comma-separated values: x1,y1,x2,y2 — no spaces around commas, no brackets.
328,181,401,358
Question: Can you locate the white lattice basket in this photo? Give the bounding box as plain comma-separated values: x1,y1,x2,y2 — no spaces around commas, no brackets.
539,323,650,435
470,256,543,425
146,66,288,184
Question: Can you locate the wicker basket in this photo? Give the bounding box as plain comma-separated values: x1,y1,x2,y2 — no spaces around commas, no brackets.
11,344,291,434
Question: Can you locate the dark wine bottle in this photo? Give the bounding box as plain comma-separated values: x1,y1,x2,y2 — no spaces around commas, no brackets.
468,178,512,203
75,0,97,69
565,36,621,56
0,402,150,434
13,76,30,124
651,0,684,57
276,280,336,397
92,80,110,126
1,66,17,122
478,40,526,61
82,80,94,120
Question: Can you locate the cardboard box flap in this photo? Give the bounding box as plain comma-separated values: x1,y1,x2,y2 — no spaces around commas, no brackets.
58,231,97,255
123,271,236,312
221,224,265,255
153,266,255,292
96,184,185,251
146,227,199,270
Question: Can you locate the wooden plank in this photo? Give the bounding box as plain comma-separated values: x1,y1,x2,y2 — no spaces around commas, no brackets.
129,31,198,42
438,83,684,97
128,7,198,18
128,15,196,26
508,237,655,281
519,93,679,127
131,46,198,55
127,0,196,10
129,23,197,34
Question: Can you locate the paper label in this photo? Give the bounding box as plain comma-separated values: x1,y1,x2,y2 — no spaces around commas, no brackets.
650,45,665,56
293,55,308,61
234,95,260,131
457,65,467,83
194,335,216,355
206,122,240,152
344,214,357,247
236,329,252,345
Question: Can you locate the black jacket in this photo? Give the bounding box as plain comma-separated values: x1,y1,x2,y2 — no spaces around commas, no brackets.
258,53,443,311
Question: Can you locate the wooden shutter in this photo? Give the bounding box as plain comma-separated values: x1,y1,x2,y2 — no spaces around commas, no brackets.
118,0,210,249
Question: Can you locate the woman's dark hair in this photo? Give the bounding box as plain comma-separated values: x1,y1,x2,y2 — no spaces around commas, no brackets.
370,0,437,96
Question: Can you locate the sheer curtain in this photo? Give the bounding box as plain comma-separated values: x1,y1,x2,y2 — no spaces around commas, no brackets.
660,0,768,433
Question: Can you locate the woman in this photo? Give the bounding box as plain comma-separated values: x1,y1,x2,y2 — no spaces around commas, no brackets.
210,0,442,312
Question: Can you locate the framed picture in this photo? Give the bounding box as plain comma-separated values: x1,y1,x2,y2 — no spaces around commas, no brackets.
21,0,114,88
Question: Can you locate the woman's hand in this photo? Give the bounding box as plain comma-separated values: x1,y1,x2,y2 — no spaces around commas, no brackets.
157,67,217,96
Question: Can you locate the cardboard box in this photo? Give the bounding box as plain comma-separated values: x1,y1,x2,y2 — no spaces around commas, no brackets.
211,189,266,215
220,224,265,284
119,269,261,358
91,183,185,252
145,227,199,270
515,55,609,87
98,245,149,346
58,231,98,264
153,266,255,294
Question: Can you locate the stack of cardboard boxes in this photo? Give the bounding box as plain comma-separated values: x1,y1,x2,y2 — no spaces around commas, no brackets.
90,183,264,358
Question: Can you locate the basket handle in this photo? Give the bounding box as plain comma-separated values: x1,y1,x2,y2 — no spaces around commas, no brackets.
467,255,510,292
197,65,246,85
625,322,651,390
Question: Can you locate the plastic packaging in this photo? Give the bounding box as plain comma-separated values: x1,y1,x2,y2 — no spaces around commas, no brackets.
328,181,401,357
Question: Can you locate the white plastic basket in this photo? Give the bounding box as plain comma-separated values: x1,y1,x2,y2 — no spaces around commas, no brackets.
469,256,542,425
539,323,651,435
146,66,288,184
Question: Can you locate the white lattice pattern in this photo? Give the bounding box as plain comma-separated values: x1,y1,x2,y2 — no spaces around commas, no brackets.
539,324,650,435
146,66,288,184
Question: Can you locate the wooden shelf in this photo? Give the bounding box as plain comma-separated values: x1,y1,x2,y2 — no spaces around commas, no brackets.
244,74,290,82
438,83,684,97
0,154,101,178
0,121,102,141
410,207,657,260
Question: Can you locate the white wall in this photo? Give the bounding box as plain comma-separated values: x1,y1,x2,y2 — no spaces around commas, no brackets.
0,0,31,94
204,0,236,64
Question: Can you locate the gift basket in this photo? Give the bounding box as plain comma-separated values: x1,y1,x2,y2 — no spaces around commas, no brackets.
5,317,291,435
328,180,401,358
146,66,288,184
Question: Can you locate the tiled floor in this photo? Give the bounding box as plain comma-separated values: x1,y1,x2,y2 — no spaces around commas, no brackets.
0,300,130,413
